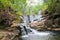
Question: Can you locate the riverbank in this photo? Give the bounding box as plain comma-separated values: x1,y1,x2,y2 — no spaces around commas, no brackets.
0,29,19,40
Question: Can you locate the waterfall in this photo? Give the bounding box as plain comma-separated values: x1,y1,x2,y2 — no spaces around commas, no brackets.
17,23,28,35
17,14,43,36
16,12,60,40
17,12,44,36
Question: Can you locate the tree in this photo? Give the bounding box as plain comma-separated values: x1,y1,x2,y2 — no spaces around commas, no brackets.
43,0,60,28
0,0,27,28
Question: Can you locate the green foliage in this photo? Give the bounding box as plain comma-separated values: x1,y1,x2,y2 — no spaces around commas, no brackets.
44,0,60,28
26,3,46,15
0,0,27,28
31,4,41,14
0,0,26,15
40,3,48,10
27,1,48,15
44,0,60,13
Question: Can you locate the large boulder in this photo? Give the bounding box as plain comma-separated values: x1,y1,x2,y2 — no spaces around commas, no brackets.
29,19,46,29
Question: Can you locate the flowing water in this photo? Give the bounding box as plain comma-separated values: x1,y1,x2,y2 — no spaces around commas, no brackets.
18,15,60,40
18,26,60,40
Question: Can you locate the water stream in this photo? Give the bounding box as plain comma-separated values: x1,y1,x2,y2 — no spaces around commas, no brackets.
18,26,60,40
17,15,60,40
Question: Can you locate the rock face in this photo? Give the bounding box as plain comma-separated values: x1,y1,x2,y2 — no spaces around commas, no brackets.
29,19,46,29
45,18,60,28
0,30,19,40
0,8,15,28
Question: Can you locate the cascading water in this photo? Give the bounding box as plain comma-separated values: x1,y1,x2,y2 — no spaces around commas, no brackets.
18,14,43,36
19,25,60,40
17,15,60,40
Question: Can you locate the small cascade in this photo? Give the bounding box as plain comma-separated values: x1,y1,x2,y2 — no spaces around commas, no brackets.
17,24,28,35
17,14,43,36
17,14,51,40
17,15,60,40
18,15,29,35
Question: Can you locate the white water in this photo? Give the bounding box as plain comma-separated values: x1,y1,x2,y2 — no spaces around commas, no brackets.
21,27,50,38
19,15,60,40
20,28,52,40
19,14,51,40
20,27,60,40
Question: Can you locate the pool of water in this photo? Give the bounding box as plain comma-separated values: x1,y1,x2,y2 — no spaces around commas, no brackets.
19,31,60,40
